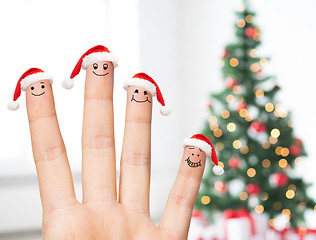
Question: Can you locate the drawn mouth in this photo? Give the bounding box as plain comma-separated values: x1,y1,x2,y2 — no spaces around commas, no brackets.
31,92,45,96
131,95,152,103
93,71,109,76
185,157,202,168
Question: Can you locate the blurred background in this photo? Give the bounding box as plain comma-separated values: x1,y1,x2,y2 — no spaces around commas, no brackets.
0,0,316,239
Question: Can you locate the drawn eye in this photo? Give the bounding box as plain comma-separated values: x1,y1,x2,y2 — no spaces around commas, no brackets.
144,91,148,95
103,63,108,70
93,63,98,70
134,89,139,94
31,86,34,90
197,154,200,157
41,85,45,89
192,153,194,156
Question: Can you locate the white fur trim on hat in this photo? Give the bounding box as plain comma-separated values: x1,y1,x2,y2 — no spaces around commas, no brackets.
160,106,170,116
123,78,157,97
20,72,53,91
183,138,212,156
213,165,224,175
82,52,118,69
62,79,74,90
7,101,20,111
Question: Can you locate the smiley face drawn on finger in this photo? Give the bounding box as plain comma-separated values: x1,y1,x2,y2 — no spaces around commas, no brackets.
92,62,110,77
30,81,46,97
184,146,205,168
130,86,152,104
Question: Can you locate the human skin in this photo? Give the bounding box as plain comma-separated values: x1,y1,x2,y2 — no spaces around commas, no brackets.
25,66,207,240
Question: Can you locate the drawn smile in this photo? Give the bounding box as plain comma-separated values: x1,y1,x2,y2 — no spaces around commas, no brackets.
93,71,109,76
131,95,152,103
31,92,45,96
185,157,202,168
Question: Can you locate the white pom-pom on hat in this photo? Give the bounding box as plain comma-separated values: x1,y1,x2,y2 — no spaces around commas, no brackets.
62,79,74,90
160,106,170,116
124,72,170,116
213,165,224,175
7,101,20,111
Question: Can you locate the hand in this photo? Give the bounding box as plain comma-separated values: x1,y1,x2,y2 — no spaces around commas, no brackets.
25,62,206,240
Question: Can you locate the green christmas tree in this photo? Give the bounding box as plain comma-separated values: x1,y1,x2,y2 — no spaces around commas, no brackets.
195,6,315,228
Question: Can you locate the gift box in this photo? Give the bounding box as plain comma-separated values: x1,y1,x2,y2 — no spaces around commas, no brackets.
267,227,316,240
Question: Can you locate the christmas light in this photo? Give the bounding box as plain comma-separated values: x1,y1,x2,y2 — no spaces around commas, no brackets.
261,193,269,201
245,115,253,122
271,129,280,138
273,202,282,210
255,205,264,214
281,147,289,157
260,58,268,65
247,168,256,177
239,192,248,200
239,108,248,118
262,141,271,149
250,49,257,58
214,128,223,137
245,15,253,23
208,116,217,124
201,196,211,205
215,142,224,151
221,110,230,119
269,137,278,144
295,157,302,164
286,190,295,199
262,159,271,168
218,161,224,168
240,145,249,154
230,58,239,67
233,140,242,149
227,122,236,132
282,209,291,217
253,30,260,41
226,94,235,103
269,219,274,227
250,63,261,72
279,159,288,168
233,86,242,94
314,205,316,211
210,123,218,131
255,89,264,98
275,146,282,155
265,103,274,112
288,184,296,191
237,19,246,28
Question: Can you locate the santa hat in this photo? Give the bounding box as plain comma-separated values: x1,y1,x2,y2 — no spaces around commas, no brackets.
183,134,224,175
62,45,118,89
123,72,170,116
7,68,53,111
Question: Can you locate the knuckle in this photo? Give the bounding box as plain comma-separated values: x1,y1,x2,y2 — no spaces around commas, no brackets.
169,193,195,208
34,145,66,163
124,153,151,166
83,134,114,149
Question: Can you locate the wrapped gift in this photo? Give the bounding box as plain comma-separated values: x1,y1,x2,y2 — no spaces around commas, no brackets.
267,227,316,240
224,209,255,240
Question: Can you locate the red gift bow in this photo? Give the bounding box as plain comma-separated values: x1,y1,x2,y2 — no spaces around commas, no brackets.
224,209,255,240
270,226,316,240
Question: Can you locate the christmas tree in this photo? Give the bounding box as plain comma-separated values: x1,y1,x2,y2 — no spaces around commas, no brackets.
196,5,315,228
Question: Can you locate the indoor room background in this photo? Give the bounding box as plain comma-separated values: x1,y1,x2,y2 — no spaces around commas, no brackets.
0,0,315,239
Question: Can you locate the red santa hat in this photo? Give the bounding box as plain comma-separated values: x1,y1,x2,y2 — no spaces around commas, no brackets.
183,134,224,175
62,45,118,89
7,68,53,111
123,72,170,116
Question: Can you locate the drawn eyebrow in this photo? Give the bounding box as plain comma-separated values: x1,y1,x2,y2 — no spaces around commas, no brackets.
199,148,202,152
40,82,44,84
189,147,195,149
